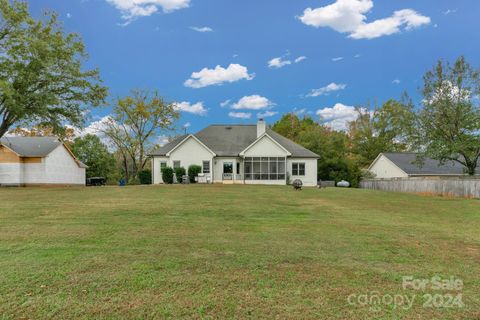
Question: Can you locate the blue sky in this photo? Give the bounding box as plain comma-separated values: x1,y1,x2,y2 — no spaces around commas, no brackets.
29,0,480,134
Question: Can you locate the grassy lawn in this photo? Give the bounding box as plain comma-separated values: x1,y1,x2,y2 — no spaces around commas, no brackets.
0,185,479,319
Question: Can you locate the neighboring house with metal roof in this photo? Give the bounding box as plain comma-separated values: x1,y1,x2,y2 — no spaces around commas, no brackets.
368,152,477,179
149,119,320,186
0,136,86,186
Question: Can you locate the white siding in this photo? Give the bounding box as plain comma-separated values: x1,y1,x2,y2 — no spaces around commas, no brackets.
153,136,214,184
369,154,408,179
152,156,168,184
23,161,46,184
287,158,318,187
243,135,288,157
43,145,85,185
0,163,22,186
213,157,242,183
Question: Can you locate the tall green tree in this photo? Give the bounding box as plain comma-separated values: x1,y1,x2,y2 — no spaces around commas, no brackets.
348,97,414,166
272,114,362,186
414,56,480,175
98,90,179,181
70,134,116,180
0,0,107,138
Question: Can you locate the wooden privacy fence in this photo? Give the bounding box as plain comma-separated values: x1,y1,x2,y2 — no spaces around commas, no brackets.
360,178,480,198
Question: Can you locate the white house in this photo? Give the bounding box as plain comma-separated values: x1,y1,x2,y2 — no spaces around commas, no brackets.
0,136,86,186
368,152,475,179
149,119,319,186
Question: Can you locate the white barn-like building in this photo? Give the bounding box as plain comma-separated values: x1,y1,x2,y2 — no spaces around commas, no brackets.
368,152,475,179
0,136,86,186
149,120,320,186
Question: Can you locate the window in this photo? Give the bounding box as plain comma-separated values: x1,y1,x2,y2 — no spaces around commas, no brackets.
292,162,305,176
202,161,210,173
160,162,167,169
236,162,240,175
173,161,181,169
244,157,286,180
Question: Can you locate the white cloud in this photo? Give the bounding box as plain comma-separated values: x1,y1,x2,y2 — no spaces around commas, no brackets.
332,57,344,62
392,79,401,84
443,9,457,15
268,55,306,68
174,101,207,115
295,56,307,63
66,13,72,18
268,57,292,69
73,116,117,148
228,112,251,119
183,122,191,128
106,0,190,24
307,82,346,97
155,135,170,146
77,116,112,137
220,99,231,108
232,95,275,110
257,111,278,118
190,26,213,32
298,0,430,40
354,53,361,58
184,64,254,88
293,107,307,115
426,80,471,104
316,103,359,130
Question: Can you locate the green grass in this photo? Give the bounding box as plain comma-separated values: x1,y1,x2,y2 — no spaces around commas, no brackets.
0,185,479,319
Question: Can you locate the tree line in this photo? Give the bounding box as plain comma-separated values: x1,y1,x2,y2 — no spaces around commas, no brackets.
1,0,479,185
271,56,480,185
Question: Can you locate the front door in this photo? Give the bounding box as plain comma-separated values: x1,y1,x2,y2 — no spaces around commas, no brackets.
223,162,233,180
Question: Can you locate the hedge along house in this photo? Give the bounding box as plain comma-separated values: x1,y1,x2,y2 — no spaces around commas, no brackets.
149,119,320,186
0,136,87,186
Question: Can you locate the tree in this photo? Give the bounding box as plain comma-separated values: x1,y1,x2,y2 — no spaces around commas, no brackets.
188,165,202,183
70,134,116,180
414,56,480,175
0,0,107,138
98,90,179,181
272,113,362,185
8,125,76,145
348,97,414,167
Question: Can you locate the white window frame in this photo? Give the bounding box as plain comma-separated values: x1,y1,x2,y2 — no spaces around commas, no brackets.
160,161,167,170
173,161,181,169
292,162,305,176
202,160,210,173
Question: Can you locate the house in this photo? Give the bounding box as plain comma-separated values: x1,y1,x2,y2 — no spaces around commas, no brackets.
368,152,475,179
149,119,320,186
0,136,87,186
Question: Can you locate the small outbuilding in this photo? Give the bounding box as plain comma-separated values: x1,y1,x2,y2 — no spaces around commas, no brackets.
368,152,475,178
0,136,87,186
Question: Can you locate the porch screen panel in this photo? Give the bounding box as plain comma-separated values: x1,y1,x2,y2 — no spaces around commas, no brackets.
244,157,286,180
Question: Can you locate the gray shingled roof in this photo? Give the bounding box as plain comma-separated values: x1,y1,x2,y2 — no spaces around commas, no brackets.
382,152,473,175
149,134,188,157
0,136,88,168
0,136,62,157
149,125,319,158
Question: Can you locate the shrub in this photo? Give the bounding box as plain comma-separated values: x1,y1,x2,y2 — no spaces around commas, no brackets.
161,167,174,184
138,170,152,185
188,165,202,183
174,167,186,183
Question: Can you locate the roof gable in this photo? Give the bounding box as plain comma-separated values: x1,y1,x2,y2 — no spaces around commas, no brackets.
166,134,216,156
240,133,291,156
